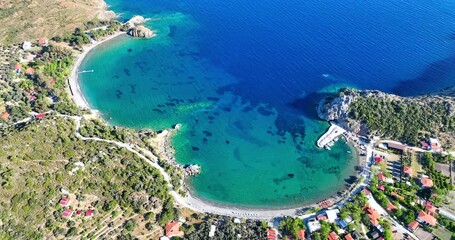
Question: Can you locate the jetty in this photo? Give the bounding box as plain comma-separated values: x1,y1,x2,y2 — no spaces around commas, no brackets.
317,123,346,149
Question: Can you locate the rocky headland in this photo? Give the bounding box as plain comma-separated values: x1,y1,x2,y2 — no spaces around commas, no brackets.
126,16,156,38
317,88,455,146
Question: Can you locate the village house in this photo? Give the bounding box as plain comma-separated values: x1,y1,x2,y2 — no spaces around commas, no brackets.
425,202,437,216
267,228,277,240
325,209,340,223
421,176,434,188
165,221,184,238
59,197,71,207
307,218,321,233
25,67,35,75
429,138,443,152
363,205,381,226
344,233,353,240
22,41,32,50
38,38,48,46
1,111,9,120
62,209,73,218
417,210,437,226
403,166,412,177
85,209,94,217
408,220,419,232
328,231,340,240
297,229,305,240
14,63,22,74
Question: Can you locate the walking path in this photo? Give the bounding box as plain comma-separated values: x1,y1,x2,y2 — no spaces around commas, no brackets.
316,123,346,148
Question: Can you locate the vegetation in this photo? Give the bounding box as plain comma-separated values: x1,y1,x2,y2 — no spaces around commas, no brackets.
348,91,455,145
279,217,305,238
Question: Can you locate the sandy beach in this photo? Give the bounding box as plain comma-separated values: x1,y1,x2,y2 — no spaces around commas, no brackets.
68,31,126,109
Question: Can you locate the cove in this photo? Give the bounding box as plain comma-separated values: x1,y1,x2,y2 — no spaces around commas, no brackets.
79,0,455,208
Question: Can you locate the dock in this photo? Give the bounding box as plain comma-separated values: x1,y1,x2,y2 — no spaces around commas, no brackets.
317,123,346,149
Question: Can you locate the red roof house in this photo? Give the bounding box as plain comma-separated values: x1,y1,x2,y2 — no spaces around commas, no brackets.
76,210,82,216
363,205,380,226
421,177,434,188
344,233,353,240
417,210,437,226
14,63,22,73
378,185,385,191
374,157,382,163
425,202,437,216
387,202,398,212
62,209,73,218
165,221,184,238
362,187,371,196
25,67,35,75
403,166,412,176
378,172,386,182
59,197,70,206
1,112,9,120
267,229,277,240
85,209,94,217
35,113,46,119
408,221,419,231
298,229,306,240
38,38,48,46
328,231,340,240
317,214,328,221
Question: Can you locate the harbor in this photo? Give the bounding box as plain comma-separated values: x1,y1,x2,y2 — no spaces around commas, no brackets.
316,123,346,150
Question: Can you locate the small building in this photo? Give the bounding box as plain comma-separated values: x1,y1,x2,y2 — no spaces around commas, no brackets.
76,210,82,216
378,172,386,182
25,67,35,75
429,138,443,152
209,225,216,238
85,209,94,217
35,113,46,119
421,142,430,150
316,214,327,221
38,38,48,46
159,237,170,240
425,202,437,216
59,197,71,207
62,209,73,218
408,221,419,232
417,210,437,226
386,141,407,151
378,185,385,191
344,233,353,240
22,41,32,50
266,229,277,240
386,202,398,212
363,205,380,226
328,231,340,240
297,229,305,240
362,187,371,196
1,112,9,120
326,209,340,223
14,63,22,74
307,218,321,233
421,176,434,188
374,157,382,164
403,166,412,177
165,221,184,238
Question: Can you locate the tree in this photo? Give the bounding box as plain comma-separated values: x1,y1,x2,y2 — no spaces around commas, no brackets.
123,219,137,232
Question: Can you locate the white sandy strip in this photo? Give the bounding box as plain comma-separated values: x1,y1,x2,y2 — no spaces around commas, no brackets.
68,32,127,109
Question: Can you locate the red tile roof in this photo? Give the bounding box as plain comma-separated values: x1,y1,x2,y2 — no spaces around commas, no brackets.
328,231,340,240
362,187,371,196
59,197,70,206
363,205,380,225
421,177,433,188
1,112,9,120
417,210,437,226
344,233,353,240
35,113,46,119
378,185,385,191
375,157,382,163
421,142,430,147
298,229,305,240
403,166,412,176
25,67,35,75
15,63,22,70
85,209,94,217
76,210,82,215
408,221,419,230
378,172,386,182
267,229,277,239
425,202,437,215
165,221,183,238
38,38,48,45
387,202,398,212
317,214,328,221
62,209,73,218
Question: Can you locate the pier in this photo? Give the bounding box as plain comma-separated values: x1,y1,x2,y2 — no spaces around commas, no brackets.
317,123,346,149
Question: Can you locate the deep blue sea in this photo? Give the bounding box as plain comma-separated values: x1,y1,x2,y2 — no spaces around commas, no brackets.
79,0,455,207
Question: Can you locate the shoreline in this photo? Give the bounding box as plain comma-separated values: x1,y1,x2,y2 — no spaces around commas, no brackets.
67,16,365,220
68,31,127,110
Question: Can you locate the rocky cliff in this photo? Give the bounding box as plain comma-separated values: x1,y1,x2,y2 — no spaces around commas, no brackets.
317,88,455,145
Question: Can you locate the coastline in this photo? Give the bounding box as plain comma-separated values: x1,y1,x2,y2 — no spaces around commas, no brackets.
68,31,127,110
66,13,364,220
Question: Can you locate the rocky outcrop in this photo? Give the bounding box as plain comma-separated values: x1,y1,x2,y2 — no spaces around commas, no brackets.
317,88,455,138
128,26,156,38
126,15,156,38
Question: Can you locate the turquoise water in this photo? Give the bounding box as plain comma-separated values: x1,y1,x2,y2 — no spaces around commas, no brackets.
79,0,455,207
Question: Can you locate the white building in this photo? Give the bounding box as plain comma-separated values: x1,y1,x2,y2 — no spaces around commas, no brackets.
307,218,321,233
22,41,32,50
209,225,216,238
325,209,340,223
